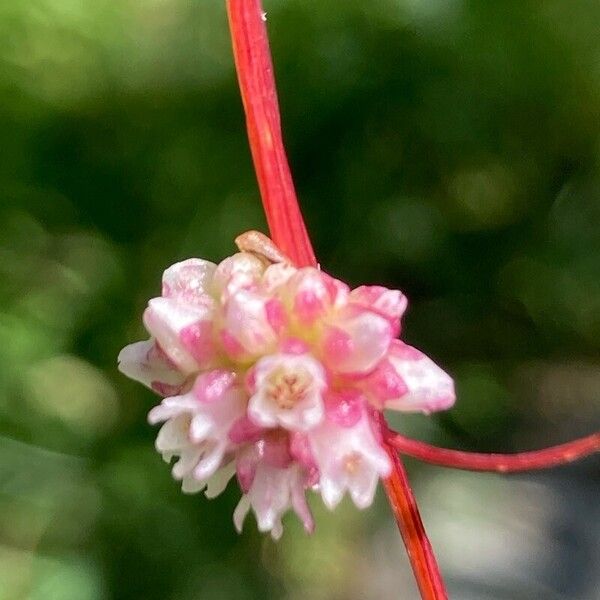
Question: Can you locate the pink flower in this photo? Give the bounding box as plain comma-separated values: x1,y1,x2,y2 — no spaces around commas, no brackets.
309,409,391,509
247,353,326,431
118,233,455,538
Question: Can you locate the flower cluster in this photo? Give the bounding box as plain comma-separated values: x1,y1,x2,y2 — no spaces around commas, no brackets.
118,233,455,538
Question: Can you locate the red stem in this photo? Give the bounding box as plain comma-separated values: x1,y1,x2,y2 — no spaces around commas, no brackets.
382,445,449,600
226,0,316,268
386,429,600,473
225,2,446,598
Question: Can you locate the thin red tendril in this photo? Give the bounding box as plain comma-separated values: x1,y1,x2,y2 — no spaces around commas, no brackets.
225,1,446,597
386,429,600,473
226,0,316,268
379,417,449,600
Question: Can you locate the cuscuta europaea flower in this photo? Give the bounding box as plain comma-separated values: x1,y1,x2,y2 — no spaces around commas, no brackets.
118,231,455,539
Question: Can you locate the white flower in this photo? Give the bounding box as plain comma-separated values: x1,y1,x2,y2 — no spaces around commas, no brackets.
309,410,391,510
233,463,313,540
248,353,327,432
148,370,246,482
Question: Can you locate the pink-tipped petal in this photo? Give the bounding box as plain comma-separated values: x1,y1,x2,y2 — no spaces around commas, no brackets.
279,338,310,355
143,298,216,373
360,358,409,407
323,310,392,375
386,341,455,413
322,326,353,366
118,339,187,395
285,268,348,326
220,329,246,361
349,286,407,334
265,298,288,335
179,320,217,366
289,269,332,325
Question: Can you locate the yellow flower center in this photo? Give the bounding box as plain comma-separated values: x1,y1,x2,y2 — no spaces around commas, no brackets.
266,367,310,409
344,452,362,474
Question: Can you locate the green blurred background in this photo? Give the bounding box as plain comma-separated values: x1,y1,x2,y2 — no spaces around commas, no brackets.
1,1,599,598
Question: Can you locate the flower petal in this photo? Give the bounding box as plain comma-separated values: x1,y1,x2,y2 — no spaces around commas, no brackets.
155,414,191,453
349,285,407,336
118,339,186,395
143,297,216,373
205,461,236,499
323,310,392,374
222,290,277,359
162,258,217,304
324,389,364,428
288,268,337,326
181,462,236,497
348,464,379,509
241,463,309,539
385,341,455,413
309,411,390,510
233,495,251,533
212,252,265,298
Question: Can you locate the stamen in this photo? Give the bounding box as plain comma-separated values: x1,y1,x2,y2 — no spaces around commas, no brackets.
344,452,362,474
266,367,310,409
